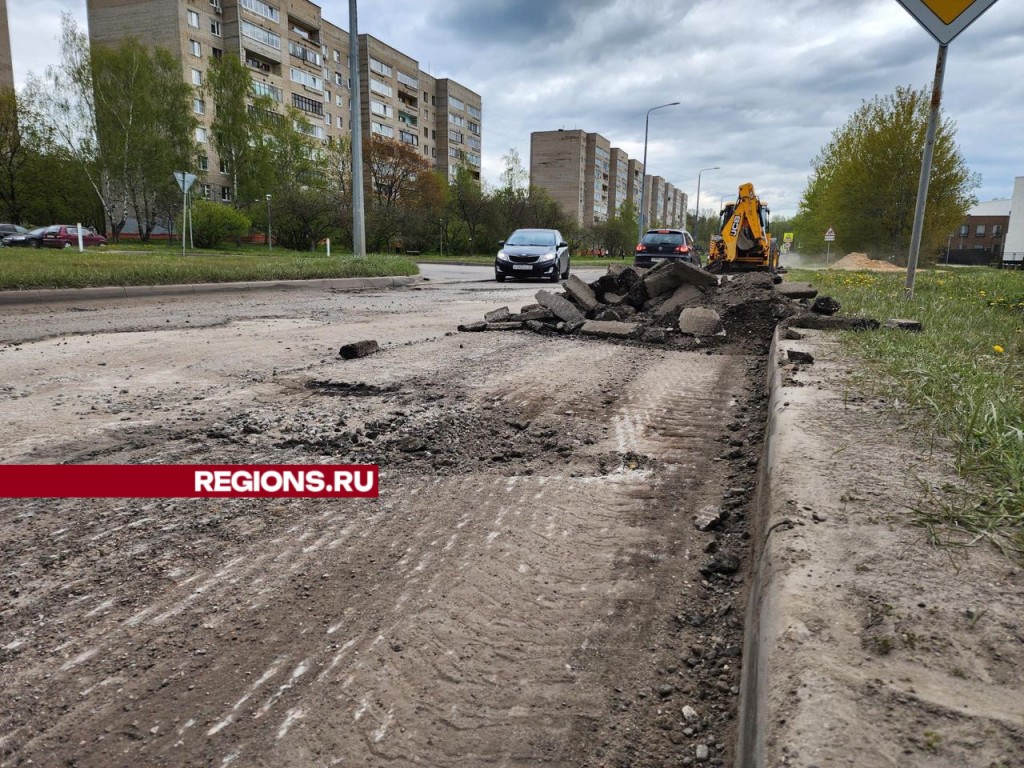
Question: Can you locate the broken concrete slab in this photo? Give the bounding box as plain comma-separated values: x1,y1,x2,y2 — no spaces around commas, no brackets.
563,275,600,313
339,339,380,359
679,307,725,336
536,289,584,324
579,320,640,338
648,259,719,290
775,282,818,300
603,292,628,306
883,318,923,332
524,320,556,335
484,306,512,323
694,505,726,531
594,305,637,322
457,321,488,332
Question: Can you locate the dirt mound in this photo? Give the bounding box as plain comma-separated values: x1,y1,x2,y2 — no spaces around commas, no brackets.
829,252,905,272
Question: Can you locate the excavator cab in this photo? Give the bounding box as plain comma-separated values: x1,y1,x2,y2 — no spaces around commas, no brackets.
706,182,777,273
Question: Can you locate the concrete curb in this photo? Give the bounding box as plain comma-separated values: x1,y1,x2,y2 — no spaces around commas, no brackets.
0,275,426,306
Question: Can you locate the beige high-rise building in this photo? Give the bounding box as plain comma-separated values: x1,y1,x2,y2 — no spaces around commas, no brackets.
531,128,684,230
86,0,482,201
0,0,14,91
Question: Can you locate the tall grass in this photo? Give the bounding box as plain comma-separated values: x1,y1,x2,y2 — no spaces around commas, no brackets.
0,247,418,290
788,267,1024,556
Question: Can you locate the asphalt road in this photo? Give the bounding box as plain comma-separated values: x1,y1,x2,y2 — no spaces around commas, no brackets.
0,278,756,766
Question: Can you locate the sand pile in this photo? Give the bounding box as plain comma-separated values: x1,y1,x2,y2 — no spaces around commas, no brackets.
829,252,905,272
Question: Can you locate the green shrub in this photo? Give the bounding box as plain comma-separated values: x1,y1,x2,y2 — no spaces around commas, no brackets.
180,200,252,249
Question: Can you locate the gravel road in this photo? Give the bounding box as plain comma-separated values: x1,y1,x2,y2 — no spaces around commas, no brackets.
0,278,767,767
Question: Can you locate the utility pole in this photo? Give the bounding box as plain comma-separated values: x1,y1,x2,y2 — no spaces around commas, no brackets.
349,0,366,257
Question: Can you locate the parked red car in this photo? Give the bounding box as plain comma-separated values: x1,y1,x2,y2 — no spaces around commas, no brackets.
41,225,107,249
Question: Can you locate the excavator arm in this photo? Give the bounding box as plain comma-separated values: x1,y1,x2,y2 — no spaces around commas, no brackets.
707,182,776,272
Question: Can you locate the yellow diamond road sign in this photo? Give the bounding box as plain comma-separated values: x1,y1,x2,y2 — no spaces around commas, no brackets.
895,0,1001,44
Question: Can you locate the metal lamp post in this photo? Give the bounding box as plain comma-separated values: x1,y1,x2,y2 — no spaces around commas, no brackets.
693,166,720,246
637,102,680,242
266,194,272,252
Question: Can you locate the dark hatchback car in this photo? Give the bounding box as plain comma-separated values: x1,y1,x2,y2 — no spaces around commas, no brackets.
1,226,47,248
634,228,699,268
41,225,107,249
495,228,570,283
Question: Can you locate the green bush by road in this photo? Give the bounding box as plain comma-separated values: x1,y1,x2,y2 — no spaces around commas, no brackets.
0,246,418,290
788,267,1024,556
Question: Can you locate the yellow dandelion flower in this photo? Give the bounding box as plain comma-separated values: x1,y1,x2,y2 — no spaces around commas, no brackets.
993,345,1004,354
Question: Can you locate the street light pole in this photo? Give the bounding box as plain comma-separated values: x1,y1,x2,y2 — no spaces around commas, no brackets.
266,194,272,252
637,101,680,243
693,166,720,246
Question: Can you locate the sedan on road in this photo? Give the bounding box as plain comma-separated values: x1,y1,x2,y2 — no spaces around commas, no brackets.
495,228,570,283
634,228,700,268
1,227,47,248
41,225,107,249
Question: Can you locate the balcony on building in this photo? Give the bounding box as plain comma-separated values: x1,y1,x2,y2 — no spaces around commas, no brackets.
245,49,280,76
288,14,321,46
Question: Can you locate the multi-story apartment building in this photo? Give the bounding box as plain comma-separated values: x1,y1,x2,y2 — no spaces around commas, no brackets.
0,0,13,91
85,0,482,202
530,128,684,230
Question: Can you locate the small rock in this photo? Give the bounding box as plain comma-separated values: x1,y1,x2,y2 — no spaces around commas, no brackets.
457,321,488,332
484,306,512,323
786,349,814,364
695,744,710,761
694,505,725,531
811,296,841,315
682,705,699,723
338,339,380,359
883,318,923,332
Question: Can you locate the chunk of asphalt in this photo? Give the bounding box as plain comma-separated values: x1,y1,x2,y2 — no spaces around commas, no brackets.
485,321,525,331
694,505,726,531
811,296,841,316
594,305,637,322
563,274,600,313
774,282,818,299
457,321,488,332
535,290,584,323
579,320,639,338
524,320,556,335
883,318,924,332
338,339,380,359
678,307,725,336
603,292,627,306
643,260,717,297
786,349,815,364
484,306,512,323
790,314,880,331
518,307,555,322
655,283,704,322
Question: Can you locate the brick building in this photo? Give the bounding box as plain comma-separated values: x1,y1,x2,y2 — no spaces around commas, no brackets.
946,198,1010,264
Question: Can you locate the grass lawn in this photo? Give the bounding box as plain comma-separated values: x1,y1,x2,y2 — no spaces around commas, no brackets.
788,266,1024,557
0,243,418,291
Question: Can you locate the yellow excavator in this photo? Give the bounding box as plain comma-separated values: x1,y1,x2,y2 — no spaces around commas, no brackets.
706,182,779,272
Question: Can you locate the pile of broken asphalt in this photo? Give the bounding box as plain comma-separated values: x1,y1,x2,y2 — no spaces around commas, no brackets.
457,260,874,353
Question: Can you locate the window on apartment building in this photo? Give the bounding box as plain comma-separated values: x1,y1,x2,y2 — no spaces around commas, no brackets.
467,104,481,119
431,129,436,140
241,20,280,50
371,122,394,138
449,113,465,127
241,0,279,23
976,224,986,237
336,115,343,129
324,111,330,125
431,147,436,158
196,126,208,143
993,224,1003,236
189,40,201,57
212,47,222,59
369,78,393,98
210,20,222,36
448,129,463,144
188,10,200,28
219,157,229,174
198,154,209,171
251,81,282,102
370,100,394,118
191,68,203,86
202,183,211,199
335,94,343,107
333,50,340,63
448,96,465,111
290,67,323,90
397,71,418,89
369,58,392,77
423,146,429,156
193,98,205,115
958,224,969,237
221,186,232,202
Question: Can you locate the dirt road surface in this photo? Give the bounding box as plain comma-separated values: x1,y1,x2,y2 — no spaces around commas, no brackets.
1,280,764,767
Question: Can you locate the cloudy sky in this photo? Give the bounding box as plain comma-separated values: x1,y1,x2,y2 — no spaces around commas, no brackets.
9,0,1023,216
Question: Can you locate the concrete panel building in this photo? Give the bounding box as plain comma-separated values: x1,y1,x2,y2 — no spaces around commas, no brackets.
531,128,684,230
0,0,13,91
86,0,482,201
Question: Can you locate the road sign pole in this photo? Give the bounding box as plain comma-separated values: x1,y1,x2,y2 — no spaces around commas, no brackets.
905,43,947,299
826,241,831,264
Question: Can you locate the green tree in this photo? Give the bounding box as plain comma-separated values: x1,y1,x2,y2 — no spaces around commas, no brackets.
186,199,251,248
91,39,197,241
799,85,978,262
0,88,29,223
